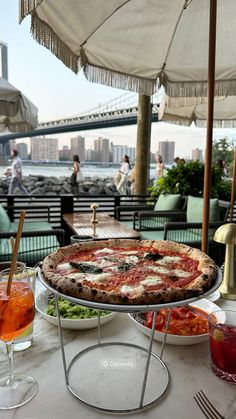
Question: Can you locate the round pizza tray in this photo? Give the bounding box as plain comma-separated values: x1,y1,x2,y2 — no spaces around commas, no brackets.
38,267,222,313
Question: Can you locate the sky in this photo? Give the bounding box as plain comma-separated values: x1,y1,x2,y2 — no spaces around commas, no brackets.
1,1,236,158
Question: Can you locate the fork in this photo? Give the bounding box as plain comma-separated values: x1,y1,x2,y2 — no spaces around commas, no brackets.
194,390,225,419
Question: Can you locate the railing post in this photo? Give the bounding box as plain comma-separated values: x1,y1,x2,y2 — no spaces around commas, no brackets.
60,195,74,244
114,195,121,219
7,196,14,221
60,195,74,221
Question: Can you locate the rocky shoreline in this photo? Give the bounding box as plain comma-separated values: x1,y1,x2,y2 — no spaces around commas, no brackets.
0,175,130,195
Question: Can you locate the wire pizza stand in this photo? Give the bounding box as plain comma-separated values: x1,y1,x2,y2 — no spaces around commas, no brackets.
39,268,222,414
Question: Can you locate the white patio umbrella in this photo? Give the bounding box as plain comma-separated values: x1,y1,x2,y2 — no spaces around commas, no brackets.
0,77,38,132
162,96,236,128
19,0,236,252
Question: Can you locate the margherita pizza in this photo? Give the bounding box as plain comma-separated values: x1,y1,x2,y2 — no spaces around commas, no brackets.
42,239,218,305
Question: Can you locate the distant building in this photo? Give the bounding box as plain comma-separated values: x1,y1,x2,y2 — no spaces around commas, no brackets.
59,145,71,160
0,41,8,80
31,137,59,160
71,136,85,162
150,152,156,164
9,140,16,153
112,145,136,164
94,137,110,162
192,148,203,162
158,141,175,165
85,148,95,161
0,144,3,157
16,143,28,159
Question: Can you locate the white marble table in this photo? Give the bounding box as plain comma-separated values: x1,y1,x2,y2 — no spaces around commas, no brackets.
1,281,236,419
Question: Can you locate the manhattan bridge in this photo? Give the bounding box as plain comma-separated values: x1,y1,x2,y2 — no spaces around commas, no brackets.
0,90,164,144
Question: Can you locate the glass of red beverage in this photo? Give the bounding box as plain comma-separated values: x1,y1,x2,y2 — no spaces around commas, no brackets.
0,266,38,409
208,310,236,384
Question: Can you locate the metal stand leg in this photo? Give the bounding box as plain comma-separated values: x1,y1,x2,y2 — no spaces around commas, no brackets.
139,310,158,408
55,294,69,385
97,310,101,344
160,308,172,360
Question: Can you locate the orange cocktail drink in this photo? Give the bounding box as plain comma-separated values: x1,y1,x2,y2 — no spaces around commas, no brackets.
0,281,35,342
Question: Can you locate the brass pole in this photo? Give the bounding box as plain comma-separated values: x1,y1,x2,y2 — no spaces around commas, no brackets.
202,0,217,253
135,94,152,195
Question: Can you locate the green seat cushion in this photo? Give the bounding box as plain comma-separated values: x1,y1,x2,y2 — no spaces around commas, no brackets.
120,221,134,229
10,221,53,233
187,196,219,223
154,194,181,211
0,206,11,232
154,194,182,227
140,230,165,241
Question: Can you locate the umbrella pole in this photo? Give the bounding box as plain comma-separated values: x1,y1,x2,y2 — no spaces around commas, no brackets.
202,0,217,254
135,94,152,195
229,147,236,222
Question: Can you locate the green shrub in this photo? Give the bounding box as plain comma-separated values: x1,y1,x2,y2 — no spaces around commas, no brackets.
149,161,231,201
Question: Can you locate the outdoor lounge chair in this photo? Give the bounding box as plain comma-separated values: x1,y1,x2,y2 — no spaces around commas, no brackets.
0,205,65,266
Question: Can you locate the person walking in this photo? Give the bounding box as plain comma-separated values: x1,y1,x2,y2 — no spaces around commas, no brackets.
155,154,164,181
114,155,131,195
71,154,83,196
8,149,31,195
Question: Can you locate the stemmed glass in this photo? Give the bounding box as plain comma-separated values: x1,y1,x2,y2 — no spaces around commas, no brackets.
0,265,38,409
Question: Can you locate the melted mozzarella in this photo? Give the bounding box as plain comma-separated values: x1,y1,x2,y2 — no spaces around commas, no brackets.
141,276,164,286
125,255,139,265
98,259,115,268
172,269,191,278
86,273,111,282
57,262,72,271
95,248,114,254
67,273,86,280
149,266,170,274
157,256,182,265
120,284,144,294
120,251,138,255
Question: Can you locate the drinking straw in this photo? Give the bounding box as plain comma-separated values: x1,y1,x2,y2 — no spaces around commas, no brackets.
10,236,16,271
10,236,15,253
6,211,26,296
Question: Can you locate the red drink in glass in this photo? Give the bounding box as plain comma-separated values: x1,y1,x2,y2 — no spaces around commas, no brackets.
209,310,236,384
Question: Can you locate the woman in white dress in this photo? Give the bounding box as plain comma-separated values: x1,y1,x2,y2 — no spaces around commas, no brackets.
114,155,131,195
155,154,165,181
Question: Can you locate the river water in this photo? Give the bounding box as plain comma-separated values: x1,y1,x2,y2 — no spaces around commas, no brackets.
0,163,157,179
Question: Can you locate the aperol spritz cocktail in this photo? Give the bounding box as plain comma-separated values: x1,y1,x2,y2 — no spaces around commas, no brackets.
209,310,236,384
0,267,38,410
0,282,34,341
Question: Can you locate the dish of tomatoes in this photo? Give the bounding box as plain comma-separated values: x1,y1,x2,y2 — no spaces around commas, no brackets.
146,306,209,336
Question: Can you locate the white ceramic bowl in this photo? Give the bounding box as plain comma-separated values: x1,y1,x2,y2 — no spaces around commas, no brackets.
36,290,117,330
128,299,219,345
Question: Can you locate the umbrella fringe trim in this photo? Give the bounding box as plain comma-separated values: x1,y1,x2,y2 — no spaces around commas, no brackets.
80,50,159,96
164,78,236,101
0,102,19,117
19,0,43,22
30,11,78,74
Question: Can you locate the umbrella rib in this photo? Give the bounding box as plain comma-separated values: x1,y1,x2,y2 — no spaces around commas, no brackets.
80,0,131,47
162,0,190,71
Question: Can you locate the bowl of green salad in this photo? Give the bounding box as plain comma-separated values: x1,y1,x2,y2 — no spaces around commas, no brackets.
36,290,117,329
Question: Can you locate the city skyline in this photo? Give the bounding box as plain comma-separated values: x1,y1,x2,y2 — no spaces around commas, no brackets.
5,136,206,166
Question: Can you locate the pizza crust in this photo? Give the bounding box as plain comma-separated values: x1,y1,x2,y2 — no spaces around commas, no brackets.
42,239,218,305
